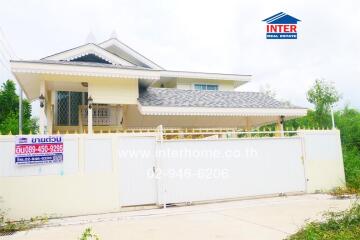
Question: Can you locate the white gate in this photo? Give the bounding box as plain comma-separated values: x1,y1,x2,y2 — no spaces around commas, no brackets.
118,137,157,206
156,137,306,204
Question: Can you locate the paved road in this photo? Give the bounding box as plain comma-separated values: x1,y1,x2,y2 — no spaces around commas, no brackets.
3,194,355,240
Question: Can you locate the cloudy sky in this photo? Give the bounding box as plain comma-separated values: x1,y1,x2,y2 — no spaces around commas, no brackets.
0,0,359,116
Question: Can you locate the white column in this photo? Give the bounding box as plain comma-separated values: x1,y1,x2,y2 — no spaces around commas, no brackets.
88,106,93,134
46,90,53,134
39,80,46,135
275,116,284,137
280,120,284,136
245,117,251,137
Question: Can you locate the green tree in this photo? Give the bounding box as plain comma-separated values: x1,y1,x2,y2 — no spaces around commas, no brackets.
0,80,38,134
334,107,360,189
307,79,341,127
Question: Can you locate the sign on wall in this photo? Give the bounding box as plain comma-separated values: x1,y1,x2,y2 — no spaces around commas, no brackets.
15,135,63,165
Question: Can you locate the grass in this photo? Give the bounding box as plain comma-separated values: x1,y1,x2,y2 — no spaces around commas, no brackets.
343,147,360,190
330,186,359,198
0,199,48,235
0,216,48,235
286,203,360,240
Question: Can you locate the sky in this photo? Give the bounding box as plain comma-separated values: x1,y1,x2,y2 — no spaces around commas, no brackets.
0,0,359,117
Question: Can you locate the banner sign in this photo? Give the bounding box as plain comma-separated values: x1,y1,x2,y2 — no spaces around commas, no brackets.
15,135,63,165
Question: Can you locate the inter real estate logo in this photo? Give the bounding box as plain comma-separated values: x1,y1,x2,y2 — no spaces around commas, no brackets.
262,12,301,39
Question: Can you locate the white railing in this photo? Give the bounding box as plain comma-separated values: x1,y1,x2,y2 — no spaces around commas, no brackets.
79,104,122,126
159,129,299,140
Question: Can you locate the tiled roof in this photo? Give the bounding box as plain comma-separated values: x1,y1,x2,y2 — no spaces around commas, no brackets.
138,87,304,109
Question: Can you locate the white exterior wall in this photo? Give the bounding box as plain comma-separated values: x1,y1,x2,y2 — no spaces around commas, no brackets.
151,78,236,91
300,130,346,192
0,130,346,219
176,78,235,91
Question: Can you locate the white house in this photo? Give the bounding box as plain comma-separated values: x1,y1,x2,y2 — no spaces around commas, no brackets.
11,37,307,134
0,37,345,220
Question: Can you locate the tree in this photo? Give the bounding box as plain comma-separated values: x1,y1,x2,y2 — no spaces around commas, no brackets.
307,79,341,127
0,80,38,134
259,83,276,98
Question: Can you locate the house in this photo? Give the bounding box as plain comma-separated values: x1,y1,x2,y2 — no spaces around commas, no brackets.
10,37,307,134
2,37,346,220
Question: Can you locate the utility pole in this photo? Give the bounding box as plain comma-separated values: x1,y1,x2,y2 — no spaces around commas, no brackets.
19,87,23,134
331,106,335,129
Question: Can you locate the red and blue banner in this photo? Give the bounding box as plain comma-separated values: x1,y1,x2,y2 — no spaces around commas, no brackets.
15,135,63,165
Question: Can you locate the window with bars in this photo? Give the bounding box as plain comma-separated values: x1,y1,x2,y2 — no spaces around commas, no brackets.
56,91,88,126
194,84,219,91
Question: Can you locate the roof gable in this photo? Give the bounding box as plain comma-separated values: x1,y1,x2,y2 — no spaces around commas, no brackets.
263,12,301,24
99,38,163,70
42,43,135,66
70,53,112,64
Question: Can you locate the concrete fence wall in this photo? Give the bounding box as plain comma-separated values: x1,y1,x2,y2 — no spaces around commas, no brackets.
0,130,345,219
300,130,346,192
0,134,120,219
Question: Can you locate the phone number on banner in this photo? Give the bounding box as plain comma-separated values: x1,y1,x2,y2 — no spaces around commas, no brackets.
15,143,63,155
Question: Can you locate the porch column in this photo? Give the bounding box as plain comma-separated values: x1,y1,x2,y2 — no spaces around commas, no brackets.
245,117,251,137
39,80,46,134
275,116,284,137
88,96,93,134
46,90,53,134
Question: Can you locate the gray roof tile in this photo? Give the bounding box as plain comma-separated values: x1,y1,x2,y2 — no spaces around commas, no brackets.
138,88,304,109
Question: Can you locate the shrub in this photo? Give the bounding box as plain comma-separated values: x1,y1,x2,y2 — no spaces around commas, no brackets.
287,203,360,240
79,228,100,240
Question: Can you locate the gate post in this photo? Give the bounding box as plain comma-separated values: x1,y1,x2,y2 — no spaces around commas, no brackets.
155,125,166,208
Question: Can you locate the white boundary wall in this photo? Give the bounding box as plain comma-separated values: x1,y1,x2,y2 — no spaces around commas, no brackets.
300,130,346,192
0,130,345,219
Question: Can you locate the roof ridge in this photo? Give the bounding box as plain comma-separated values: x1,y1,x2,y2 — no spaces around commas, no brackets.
147,87,265,94
15,59,150,70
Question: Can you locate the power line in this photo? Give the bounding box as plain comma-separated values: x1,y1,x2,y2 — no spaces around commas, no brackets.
0,27,22,134
0,44,12,75
0,38,12,60
0,40,11,72
0,47,11,70
0,26,18,74
0,27,17,59
0,28,16,76
0,55,10,72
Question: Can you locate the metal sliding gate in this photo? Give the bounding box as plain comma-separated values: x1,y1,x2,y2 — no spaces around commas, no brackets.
118,136,306,206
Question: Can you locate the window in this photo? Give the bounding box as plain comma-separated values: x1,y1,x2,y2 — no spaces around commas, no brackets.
194,84,219,91
56,91,88,126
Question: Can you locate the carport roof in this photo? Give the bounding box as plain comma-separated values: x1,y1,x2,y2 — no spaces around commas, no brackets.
139,87,304,109
137,88,307,117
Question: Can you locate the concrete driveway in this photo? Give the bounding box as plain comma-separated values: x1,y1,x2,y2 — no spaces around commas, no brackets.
3,194,355,240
